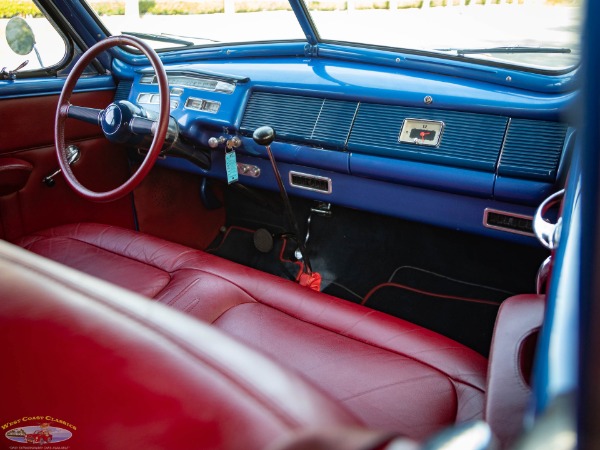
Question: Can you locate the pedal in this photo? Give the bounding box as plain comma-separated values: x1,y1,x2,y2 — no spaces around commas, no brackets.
253,228,274,253
311,202,332,217
295,202,332,260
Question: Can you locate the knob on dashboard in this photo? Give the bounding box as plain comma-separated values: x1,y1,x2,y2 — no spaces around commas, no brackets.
252,126,276,146
208,137,219,148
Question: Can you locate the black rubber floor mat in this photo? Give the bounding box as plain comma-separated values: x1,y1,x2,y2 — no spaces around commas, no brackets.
360,266,510,356
216,185,549,356
379,265,514,302
363,283,499,356
207,226,303,281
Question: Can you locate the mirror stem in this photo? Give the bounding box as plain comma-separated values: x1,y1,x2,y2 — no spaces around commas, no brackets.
33,45,44,68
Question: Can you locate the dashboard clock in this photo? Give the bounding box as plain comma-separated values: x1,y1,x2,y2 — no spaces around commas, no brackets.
398,119,444,147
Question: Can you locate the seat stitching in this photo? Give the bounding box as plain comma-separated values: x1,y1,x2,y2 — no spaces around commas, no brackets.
339,372,455,402
26,234,179,299
206,292,484,394
22,233,485,394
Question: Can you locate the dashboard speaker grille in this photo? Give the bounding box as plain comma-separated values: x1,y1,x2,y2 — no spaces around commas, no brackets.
241,92,356,149
499,119,568,182
348,103,507,172
240,91,567,179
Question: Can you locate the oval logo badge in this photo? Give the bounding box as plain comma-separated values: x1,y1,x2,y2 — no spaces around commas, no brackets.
5,423,73,444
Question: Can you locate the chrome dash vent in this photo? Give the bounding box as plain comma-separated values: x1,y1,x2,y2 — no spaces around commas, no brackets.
289,172,332,193
483,208,535,237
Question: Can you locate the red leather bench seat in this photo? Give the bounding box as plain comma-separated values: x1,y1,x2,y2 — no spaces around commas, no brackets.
0,241,369,450
16,223,487,440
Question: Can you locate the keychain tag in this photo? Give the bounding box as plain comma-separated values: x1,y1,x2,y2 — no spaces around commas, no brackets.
225,148,238,184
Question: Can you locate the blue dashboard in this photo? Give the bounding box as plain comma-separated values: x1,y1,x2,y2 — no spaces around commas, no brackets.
114,55,576,245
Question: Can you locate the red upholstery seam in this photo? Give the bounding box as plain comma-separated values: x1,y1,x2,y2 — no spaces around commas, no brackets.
161,276,203,307
448,379,462,423
21,233,180,300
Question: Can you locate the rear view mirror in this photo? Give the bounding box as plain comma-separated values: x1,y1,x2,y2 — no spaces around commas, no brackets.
6,17,35,55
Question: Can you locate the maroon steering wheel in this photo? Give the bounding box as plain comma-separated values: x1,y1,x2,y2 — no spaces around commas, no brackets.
55,35,169,202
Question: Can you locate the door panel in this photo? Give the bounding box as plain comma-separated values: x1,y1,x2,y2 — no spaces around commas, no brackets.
0,90,135,240
0,91,114,153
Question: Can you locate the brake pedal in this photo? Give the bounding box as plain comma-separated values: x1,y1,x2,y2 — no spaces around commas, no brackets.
253,228,274,253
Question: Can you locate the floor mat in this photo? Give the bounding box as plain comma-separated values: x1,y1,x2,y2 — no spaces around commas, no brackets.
359,266,509,355
212,186,549,356
207,226,303,281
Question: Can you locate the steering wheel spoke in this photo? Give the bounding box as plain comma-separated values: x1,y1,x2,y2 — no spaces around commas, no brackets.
67,105,103,126
129,116,156,136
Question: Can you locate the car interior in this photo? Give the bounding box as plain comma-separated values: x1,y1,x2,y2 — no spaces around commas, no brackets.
0,0,590,448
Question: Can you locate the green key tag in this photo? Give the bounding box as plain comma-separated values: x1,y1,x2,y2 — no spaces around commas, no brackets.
225,149,238,184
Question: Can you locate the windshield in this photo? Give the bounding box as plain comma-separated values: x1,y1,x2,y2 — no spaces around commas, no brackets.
87,0,305,46
88,0,582,72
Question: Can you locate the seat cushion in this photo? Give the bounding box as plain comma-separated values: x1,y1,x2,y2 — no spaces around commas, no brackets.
0,240,361,450
16,223,487,440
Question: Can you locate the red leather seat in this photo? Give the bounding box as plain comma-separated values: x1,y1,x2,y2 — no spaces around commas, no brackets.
485,294,546,448
15,223,487,441
0,241,369,450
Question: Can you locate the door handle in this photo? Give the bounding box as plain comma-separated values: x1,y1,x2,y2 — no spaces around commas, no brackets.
42,145,80,187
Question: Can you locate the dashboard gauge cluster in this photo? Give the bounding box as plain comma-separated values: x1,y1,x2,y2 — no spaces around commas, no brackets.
134,69,249,117
184,97,221,113
137,92,179,109
139,72,237,94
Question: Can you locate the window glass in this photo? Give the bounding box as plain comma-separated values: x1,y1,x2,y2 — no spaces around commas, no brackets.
86,0,305,50
85,0,582,73
1,0,68,74
305,0,582,72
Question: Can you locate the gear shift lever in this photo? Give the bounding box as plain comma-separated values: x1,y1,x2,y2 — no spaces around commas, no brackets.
252,126,321,290
252,126,275,147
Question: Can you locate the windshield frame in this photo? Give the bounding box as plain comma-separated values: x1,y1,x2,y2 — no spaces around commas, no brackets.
298,0,581,76
73,0,581,94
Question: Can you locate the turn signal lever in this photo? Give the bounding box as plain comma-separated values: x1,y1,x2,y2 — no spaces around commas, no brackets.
252,126,321,291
